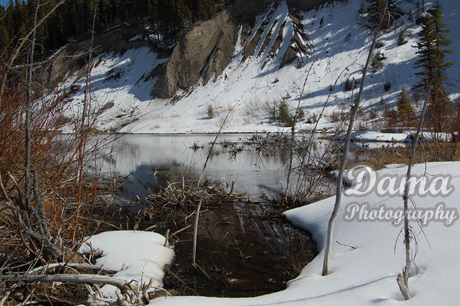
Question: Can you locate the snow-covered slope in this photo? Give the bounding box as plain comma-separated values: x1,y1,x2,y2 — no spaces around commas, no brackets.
58,0,459,133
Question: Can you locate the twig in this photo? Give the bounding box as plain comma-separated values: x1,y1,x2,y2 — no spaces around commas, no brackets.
192,200,202,267
164,266,199,295
26,263,116,275
169,224,192,239
336,240,357,250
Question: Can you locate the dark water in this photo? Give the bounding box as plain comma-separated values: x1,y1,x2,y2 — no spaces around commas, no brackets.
93,134,319,297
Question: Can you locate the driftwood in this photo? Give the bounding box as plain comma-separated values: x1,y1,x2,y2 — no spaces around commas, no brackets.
0,274,132,291
26,262,116,275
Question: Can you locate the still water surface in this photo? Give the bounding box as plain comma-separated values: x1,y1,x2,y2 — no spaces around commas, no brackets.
97,134,300,200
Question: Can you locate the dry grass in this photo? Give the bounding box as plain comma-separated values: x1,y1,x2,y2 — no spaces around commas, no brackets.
350,142,460,170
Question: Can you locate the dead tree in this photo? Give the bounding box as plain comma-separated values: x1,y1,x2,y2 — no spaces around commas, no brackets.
397,84,431,300
322,0,389,276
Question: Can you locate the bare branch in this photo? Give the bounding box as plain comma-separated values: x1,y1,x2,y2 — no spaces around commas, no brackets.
0,274,130,291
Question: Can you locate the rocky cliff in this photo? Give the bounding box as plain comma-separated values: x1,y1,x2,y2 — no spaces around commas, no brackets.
152,10,237,98
40,0,331,99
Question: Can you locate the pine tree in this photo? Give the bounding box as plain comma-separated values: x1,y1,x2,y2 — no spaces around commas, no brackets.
0,24,10,53
414,5,453,132
367,0,400,31
397,87,415,125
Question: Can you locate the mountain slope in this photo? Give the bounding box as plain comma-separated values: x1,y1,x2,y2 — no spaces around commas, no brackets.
56,0,460,133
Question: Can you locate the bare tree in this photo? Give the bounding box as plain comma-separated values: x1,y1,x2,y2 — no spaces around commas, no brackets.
322,0,389,276
24,0,40,209
396,84,431,300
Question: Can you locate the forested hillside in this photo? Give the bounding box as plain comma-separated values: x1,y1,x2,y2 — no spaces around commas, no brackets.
0,0,229,60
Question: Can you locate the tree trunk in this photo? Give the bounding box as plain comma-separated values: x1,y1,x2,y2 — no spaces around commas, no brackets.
397,84,431,300
322,0,389,276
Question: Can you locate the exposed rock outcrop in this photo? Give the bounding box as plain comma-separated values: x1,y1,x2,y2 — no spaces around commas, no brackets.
153,0,326,99
39,0,333,99
152,10,236,99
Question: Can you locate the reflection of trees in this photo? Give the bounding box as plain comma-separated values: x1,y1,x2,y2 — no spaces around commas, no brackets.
121,162,198,200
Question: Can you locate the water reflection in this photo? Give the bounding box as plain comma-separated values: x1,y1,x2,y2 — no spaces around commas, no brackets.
96,134,291,200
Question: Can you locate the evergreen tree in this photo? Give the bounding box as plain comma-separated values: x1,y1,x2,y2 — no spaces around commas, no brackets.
367,0,400,31
414,5,453,132
0,0,225,62
397,87,415,125
0,25,10,54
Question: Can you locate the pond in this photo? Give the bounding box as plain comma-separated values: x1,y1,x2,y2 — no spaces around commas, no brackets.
96,134,308,201
91,133,329,297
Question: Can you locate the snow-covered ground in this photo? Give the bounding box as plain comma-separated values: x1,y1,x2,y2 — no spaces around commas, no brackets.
79,231,174,298
58,0,459,134
83,162,460,305
334,130,454,143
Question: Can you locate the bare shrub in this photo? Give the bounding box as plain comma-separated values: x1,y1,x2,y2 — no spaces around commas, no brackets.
243,99,263,122
262,100,280,122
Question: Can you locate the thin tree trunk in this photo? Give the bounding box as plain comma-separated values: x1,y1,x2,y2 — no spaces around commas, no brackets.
77,4,97,182
285,62,315,202
24,0,40,209
322,0,389,276
192,199,202,267
73,5,97,243
397,84,431,300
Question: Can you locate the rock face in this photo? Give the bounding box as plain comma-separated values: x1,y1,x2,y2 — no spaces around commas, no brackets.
152,0,333,99
152,10,236,99
39,0,333,99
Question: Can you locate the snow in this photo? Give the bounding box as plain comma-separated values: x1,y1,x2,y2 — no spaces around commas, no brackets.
349,130,410,142
150,161,460,305
78,231,174,298
332,130,455,143
56,0,459,134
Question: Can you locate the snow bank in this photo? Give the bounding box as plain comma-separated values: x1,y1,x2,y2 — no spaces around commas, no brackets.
79,231,174,298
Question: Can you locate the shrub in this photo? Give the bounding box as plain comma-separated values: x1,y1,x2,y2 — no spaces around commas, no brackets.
344,78,355,91
370,51,385,72
397,29,408,46
383,108,398,128
297,109,305,121
329,111,346,123
384,81,391,92
263,100,279,122
243,99,263,122
369,110,378,120
207,104,215,119
375,40,385,48
307,113,318,124
344,32,352,43
279,100,294,127
397,87,415,124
